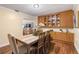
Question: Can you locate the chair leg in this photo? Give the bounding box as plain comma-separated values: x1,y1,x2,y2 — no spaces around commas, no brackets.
37,49,39,54
43,47,45,54
12,52,14,54
33,48,36,54
30,49,35,54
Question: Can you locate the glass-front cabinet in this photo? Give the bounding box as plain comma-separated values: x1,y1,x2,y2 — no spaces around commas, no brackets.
38,10,74,28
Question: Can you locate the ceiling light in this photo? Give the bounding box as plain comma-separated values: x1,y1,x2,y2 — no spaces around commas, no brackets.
33,4,39,8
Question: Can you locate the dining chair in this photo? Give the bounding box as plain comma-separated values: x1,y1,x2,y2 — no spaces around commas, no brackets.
8,34,19,54
48,30,55,50
44,31,51,53
34,32,45,54
8,34,35,54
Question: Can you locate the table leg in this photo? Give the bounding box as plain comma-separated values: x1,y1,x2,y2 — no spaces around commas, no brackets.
27,45,30,54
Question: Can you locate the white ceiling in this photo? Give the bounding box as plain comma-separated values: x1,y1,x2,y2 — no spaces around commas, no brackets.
0,4,73,16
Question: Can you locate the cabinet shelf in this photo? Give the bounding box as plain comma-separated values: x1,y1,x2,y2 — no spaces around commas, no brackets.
38,10,73,28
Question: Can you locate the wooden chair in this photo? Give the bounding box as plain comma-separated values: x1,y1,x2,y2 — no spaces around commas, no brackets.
44,31,51,53
8,34,35,54
48,30,55,50
34,32,45,54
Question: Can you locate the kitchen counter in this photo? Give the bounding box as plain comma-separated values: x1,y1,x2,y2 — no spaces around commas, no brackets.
41,28,74,33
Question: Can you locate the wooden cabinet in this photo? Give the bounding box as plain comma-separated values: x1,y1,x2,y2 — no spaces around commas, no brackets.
66,33,74,43
58,13,67,28
55,32,66,41
50,32,66,42
58,10,74,28
50,32,56,40
50,32,74,43
38,10,74,28
38,16,44,25
38,16,48,26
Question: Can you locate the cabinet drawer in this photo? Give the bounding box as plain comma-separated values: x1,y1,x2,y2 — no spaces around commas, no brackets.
66,33,74,43
55,32,66,41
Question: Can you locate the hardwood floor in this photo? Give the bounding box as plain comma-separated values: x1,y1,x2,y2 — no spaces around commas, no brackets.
0,45,12,54
49,40,78,54
0,40,78,54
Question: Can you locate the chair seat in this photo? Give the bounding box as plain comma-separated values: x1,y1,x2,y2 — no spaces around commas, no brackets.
18,45,27,54
18,45,35,54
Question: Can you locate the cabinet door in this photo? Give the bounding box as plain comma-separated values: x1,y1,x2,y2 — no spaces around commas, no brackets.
58,10,73,28
66,33,74,43
50,32,74,43
38,16,41,25
50,32,66,41
38,16,45,24
55,32,66,41
58,12,67,28
65,11,73,28
38,16,48,26
45,16,49,26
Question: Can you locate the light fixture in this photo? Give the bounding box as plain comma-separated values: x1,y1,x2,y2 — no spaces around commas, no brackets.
33,4,39,8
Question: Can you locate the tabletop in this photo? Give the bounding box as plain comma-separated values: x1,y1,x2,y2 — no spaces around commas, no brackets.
17,34,39,45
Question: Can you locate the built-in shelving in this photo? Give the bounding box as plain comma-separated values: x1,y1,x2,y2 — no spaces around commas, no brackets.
38,10,73,28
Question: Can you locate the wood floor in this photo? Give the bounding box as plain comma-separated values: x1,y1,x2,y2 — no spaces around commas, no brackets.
49,40,78,54
0,40,78,54
0,45,11,54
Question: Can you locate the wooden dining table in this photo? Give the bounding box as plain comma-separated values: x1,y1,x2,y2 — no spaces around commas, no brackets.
16,34,39,54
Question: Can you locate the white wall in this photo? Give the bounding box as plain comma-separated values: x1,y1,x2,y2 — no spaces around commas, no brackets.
74,28,79,53
73,5,79,28
17,11,37,28
73,4,79,53
0,6,36,47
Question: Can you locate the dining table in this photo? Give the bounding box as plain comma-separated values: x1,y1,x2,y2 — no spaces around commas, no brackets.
16,34,39,54
16,29,51,54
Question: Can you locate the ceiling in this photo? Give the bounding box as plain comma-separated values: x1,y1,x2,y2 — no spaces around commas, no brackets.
0,4,73,16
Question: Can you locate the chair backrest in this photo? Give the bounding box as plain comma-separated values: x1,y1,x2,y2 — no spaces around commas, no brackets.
45,31,50,40
44,31,50,44
8,34,19,54
38,32,45,47
44,31,51,52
